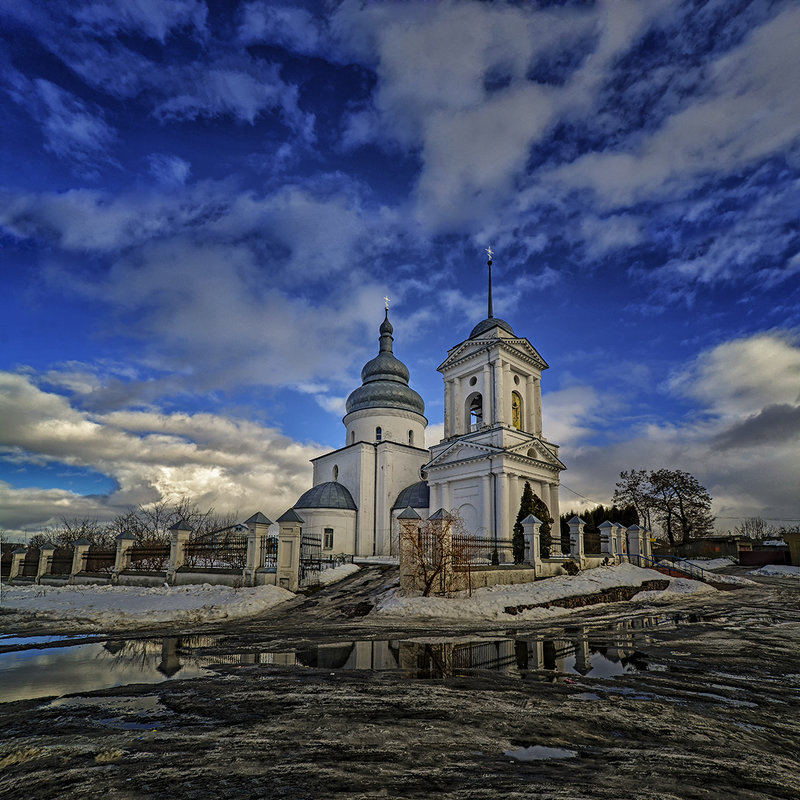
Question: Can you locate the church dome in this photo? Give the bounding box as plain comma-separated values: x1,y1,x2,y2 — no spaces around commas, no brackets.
345,310,426,416
392,480,430,510
469,317,515,339
294,482,357,511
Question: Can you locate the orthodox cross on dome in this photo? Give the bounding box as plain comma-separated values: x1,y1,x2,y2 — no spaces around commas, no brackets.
383,295,390,311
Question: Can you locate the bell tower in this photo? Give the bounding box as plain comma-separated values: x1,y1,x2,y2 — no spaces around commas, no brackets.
423,250,565,544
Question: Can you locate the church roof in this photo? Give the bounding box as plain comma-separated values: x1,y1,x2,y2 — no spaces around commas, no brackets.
392,480,430,510
294,481,357,511
468,316,515,339
345,310,426,417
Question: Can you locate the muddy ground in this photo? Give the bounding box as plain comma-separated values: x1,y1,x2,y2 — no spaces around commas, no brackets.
1,567,799,799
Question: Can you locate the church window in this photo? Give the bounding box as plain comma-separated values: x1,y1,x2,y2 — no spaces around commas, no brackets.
512,392,523,430
408,430,414,445
332,465,338,481
467,393,483,430
514,374,520,385
376,426,382,442
323,528,334,549
469,376,477,386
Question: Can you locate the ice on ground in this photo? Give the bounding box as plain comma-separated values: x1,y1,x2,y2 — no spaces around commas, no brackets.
682,558,737,570
747,565,800,577
376,563,711,621
0,583,294,629
316,563,360,586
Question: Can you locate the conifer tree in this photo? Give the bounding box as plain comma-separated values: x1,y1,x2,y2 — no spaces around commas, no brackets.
512,481,535,563
512,482,554,561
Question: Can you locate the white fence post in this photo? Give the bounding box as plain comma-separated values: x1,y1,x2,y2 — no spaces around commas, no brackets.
521,514,542,569
167,520,192,584
244,512,273,586
276,509,304,592
598,521,615,561
37,542,55,583
397,506,422,593
70,538,92,584
9,547,27,581
113,532,138,583
568,516,585,564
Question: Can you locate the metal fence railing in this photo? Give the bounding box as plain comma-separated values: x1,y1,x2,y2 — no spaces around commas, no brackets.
127,543,170,572
48,548,74,575
452,535,517,566
82,546,116,574
184,530,248,570
260,536,278,569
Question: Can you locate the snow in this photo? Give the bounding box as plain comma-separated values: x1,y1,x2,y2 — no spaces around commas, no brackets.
354,555,399,566
0,583,294,629
747,565,800,577
681,558,737,571
316,563,360,586
376,563,713,621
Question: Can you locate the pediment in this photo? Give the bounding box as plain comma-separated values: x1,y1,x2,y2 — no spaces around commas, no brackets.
424,439,500,471
505,438,566,470
438,336,548,372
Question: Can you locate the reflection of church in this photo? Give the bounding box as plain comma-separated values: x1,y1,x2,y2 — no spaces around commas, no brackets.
284,258,565,557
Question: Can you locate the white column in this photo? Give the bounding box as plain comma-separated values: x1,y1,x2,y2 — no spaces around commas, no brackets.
482,364,493,425
444,379,453,438
429,482,440,514
493,361,504,425
525,375,535,433
497,472,509,542
454,377,463,436
502,362,512,426
481,474,491,538
534,377,543,436
441,481,451,513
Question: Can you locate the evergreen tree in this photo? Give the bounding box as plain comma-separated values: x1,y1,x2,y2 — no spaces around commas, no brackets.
532,492,554,558
512,482,536,563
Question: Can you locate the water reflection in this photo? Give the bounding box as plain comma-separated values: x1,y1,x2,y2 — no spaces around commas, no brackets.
1,619,666,702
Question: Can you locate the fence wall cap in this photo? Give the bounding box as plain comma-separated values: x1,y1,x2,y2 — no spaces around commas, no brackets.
627,524,641,531
567,516,586,525
521,514,542,525
398,506,421,520
74,537,93,546
115,531,138,541
428,508,452,521
40,542,56,551
169,519,192,533
245,511,274,525
598,520,615,529
12,546,28,554
277,508,305,524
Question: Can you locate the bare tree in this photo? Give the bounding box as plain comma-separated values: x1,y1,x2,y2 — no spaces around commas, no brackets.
614,468,714,546
399,511,482,597
734,517,778,539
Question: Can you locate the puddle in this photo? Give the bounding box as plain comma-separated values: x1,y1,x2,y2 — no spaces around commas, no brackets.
505,745,578,761
1,617,692,702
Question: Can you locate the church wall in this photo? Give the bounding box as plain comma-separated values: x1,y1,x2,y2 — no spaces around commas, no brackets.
293,508,357,556
344,407,426,449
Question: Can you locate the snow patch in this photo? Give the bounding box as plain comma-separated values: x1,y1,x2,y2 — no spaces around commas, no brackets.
316,563,360,586
747,565,800,577
0,583,294,629
376,563,708,621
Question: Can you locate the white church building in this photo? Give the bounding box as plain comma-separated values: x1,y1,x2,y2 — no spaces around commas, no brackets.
283,260,565,558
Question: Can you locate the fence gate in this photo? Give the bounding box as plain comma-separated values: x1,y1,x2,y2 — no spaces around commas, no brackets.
299,533,322,586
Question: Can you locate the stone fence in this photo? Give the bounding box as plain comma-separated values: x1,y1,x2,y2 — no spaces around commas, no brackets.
5,512,304,589
397,508,653,595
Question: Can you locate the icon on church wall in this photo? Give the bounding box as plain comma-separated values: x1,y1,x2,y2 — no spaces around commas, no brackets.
512,392,522,430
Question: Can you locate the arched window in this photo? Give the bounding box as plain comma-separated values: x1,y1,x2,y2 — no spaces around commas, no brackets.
408,429,414,445
376,426,382,442
511,391,523,430
350,431,355,445
332,465,338,482
466,392,483,431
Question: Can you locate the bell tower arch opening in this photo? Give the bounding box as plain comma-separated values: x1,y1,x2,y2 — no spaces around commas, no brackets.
465,392,483,431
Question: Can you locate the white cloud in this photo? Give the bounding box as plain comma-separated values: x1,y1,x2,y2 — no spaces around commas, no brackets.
0,371,323,533
147,154,191,185
550,4,800,207
552,331,800,525
73,0,207,43
238,2,322,53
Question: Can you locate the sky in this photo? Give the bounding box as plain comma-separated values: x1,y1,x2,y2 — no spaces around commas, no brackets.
1,0,799,542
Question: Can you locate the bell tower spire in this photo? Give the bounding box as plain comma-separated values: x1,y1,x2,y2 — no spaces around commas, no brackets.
486,247,494,319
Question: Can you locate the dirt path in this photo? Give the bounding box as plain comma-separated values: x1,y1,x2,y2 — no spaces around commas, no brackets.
1,572,799,799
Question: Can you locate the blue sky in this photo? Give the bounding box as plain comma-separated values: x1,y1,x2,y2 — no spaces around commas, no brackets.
1,0,799,541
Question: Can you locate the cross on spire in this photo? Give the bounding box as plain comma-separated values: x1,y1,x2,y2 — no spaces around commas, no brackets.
486,247,494,319
383,295,390,311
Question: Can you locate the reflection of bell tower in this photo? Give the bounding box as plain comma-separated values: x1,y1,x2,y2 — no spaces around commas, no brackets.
424,250,565,542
